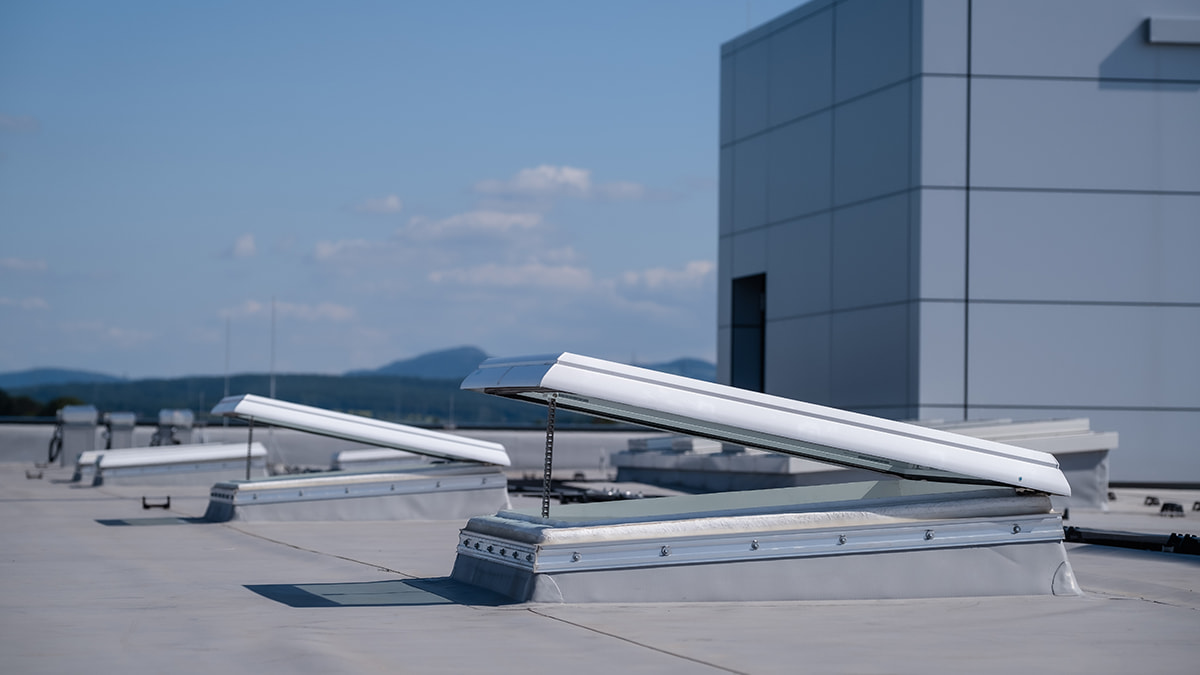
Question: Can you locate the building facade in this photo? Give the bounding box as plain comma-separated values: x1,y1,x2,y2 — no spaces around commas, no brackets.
717,0,1200,481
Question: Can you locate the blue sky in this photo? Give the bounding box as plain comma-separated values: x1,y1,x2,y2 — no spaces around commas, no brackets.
1,0,799,378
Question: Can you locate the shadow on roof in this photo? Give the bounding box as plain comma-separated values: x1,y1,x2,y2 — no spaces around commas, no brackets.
95,517,209,526
245,577,516,608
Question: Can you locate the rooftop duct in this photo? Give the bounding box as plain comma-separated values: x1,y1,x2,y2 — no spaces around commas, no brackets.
151,409,194,446
50,405,98,467
102,412,137,450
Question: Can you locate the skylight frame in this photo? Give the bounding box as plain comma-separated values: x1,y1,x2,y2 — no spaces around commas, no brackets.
461,353,1069,495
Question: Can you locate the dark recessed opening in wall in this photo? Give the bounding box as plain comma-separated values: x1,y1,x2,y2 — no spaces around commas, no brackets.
731,273,766,392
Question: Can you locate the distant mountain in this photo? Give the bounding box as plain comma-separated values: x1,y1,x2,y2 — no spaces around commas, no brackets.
638,358,716,382
346,346,490,380
349,347,716,383
0,368,125,389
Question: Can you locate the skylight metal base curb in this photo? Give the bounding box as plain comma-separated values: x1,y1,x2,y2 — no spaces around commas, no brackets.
457,512,1065,574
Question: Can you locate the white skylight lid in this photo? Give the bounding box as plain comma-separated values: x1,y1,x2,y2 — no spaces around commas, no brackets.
210,394,511,467
95,442,267,468
461,353,1070,495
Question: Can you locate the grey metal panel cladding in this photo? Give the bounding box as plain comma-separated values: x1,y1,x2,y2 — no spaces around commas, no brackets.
971,0,1200,81
720,56,734,145
914,301,965,408
718,242,732,326
767,112,833,222
730,229,767,279
768,7,834,125
830,305,912,412
914,189,966,300
732,135,769,231
831,193,911,310
914,75,968,187
766,213,832,318
916,0,969,74
967,304,1200,409
765,315,832,403
719,146,733,235
732,38,769,139
969,191,1200,304
833,84,912,206
970,79,1200,193
834,0,914,102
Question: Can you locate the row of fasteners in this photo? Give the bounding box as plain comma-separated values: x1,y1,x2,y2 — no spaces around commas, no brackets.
549,526,1028,563
461,538,533,562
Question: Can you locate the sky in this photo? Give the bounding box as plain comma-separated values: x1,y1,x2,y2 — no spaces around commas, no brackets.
0,0,801,379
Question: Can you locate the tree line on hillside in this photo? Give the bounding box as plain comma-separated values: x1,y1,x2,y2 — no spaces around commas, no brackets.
0,389,85,418
2,374,604,428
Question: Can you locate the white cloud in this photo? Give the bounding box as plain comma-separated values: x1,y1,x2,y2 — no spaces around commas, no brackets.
314,238,372,261
594,180,647,201
541,247,579,264
232,234,257,258
0,257,47,272
473,165,647,202
621,260,715,290
0,296,49,310
101,325,154,347
405,210,543,238
475,165,590,198
429,262,595,291
277,301,355,321
220,299,264,318
61,320,154,348
356,194,403,214
0,115,39,133
220,299,355,322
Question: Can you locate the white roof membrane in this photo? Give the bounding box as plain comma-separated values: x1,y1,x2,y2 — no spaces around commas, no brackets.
211,394,511,467
461,353,1070,495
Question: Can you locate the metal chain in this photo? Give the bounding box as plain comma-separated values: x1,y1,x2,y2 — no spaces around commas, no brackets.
542,394,557,518
246,416,254,480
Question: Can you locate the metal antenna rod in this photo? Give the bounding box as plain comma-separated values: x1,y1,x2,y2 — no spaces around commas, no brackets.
542,394,557,519
246,416,254,480
223,318,230,428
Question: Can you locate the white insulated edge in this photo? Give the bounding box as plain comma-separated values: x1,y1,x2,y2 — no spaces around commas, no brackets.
86,442,267,469
461,353,1070,495
211,394,510,467
334,448,419,463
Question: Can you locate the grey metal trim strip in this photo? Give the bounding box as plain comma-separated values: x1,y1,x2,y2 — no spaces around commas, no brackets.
456,513,1063,574
210,472,502,506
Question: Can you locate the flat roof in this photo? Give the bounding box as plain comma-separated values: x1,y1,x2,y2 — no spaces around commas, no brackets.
2,461,1196,673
